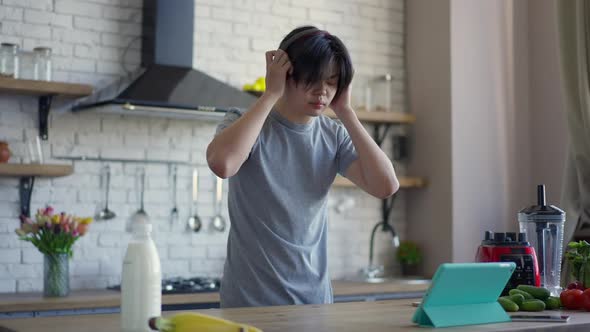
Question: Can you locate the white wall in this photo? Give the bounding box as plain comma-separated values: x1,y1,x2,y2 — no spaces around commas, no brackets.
0,0,407,293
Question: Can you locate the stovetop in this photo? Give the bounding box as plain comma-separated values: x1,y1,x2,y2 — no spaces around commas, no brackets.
107,277,221,294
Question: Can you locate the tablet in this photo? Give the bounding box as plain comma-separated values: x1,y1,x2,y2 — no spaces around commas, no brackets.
412,262,516,328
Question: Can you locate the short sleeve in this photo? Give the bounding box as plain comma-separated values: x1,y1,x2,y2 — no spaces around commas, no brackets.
214,108,260,159
215,108,243,136
336,125,358,176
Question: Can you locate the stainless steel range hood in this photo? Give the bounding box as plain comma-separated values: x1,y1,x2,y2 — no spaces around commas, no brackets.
72,0,256,120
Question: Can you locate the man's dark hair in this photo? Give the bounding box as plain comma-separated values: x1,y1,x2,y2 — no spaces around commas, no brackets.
279,26,354,101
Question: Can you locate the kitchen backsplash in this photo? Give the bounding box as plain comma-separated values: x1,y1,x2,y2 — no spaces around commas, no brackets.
0,0,406,293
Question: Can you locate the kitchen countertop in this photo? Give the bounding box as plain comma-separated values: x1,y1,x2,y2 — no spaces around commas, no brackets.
2,299,590,332
0,280,429,313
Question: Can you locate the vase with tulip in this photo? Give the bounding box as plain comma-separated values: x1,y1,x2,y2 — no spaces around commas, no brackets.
15,206,93,297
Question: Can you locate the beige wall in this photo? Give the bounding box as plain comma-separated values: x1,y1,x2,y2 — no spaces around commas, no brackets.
406,0,567,276
406,0,453,276
451,0,517,262
528,0,567,204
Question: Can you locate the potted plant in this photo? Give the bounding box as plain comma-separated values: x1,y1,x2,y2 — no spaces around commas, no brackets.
396,240,422,277
15,206,93,297
563,240,590,289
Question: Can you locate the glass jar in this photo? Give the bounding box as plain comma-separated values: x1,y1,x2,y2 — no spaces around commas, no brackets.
0,43,20,78
369,74,393,112
351,74,372,112
33,47,52,81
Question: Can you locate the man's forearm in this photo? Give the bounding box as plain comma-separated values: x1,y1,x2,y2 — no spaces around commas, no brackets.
207,93,279,178
338,108,399,195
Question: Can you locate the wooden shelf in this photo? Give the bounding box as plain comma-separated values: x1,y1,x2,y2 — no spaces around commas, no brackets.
0,77,93,140
0,77,93,98
0,163,74,177
324,109,415,124
242,92,415,125
333,176,427,189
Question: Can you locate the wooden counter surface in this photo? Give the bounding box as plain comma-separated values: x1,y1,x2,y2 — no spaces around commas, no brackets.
0,280,429,313
2,299,590,332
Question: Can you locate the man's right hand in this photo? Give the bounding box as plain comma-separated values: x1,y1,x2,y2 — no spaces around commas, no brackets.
264,49,292,99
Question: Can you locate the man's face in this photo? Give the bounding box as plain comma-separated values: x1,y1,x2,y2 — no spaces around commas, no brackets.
284,63,339,117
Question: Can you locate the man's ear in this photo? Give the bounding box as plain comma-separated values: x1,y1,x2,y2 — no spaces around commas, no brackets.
286,75,296,88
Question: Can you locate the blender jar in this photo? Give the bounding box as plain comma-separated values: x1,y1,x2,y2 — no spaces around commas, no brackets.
518,184,565,296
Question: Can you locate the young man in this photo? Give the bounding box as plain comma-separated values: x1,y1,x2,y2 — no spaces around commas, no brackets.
207,26,399,308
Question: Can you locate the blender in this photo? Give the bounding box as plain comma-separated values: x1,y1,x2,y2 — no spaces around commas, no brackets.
518,184,566,296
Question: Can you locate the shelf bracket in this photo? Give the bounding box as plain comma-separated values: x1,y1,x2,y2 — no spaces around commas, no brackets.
38,95,53,141
372,123,392,147
19,176,35,218
381,194,397,230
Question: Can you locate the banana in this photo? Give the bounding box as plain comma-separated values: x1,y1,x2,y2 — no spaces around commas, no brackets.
148,312,263,332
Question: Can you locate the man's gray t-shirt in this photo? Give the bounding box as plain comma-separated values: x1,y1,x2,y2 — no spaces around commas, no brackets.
216,108,358,308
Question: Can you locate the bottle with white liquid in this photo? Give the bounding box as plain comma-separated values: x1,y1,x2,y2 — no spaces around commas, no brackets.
121,221,162,332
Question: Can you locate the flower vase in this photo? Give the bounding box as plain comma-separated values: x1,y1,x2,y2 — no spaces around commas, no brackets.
43,253,70,297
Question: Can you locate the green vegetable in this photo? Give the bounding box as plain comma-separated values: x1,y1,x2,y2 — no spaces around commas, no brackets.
509,288,534,300
516,285,551,300
565,240,590,289
520,299,546,312
508,293,525,306
498,297,519,312
544,296,561,310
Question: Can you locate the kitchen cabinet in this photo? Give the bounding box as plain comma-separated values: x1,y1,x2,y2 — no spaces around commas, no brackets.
0,280,429,318
3,299,590,332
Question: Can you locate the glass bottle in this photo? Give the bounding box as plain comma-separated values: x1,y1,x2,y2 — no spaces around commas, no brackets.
33,47,52,81
0,43,20,78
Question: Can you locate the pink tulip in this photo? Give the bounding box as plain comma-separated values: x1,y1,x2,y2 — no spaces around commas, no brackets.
43,206,54,216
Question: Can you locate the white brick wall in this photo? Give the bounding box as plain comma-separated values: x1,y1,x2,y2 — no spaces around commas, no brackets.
0,0,406,293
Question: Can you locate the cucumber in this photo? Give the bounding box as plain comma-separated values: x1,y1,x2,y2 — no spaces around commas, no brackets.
509,288,534,300
520,299,546,312
544,296,561,310
508,293,525,306
516,285,551,300
498,297,519,312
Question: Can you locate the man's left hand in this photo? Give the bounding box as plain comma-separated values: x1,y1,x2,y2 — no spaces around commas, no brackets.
329,84,354,116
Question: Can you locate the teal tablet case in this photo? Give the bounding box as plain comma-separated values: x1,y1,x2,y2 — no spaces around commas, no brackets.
412,262,516,328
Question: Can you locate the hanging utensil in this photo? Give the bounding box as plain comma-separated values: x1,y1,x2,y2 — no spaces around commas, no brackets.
210,175,226,232
170,165,179,226
187,168,201,232
96,165,116,220
127,167,148,232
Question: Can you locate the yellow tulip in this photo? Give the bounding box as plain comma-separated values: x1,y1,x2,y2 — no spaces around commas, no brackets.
51,215,60,224
79,217,93,225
